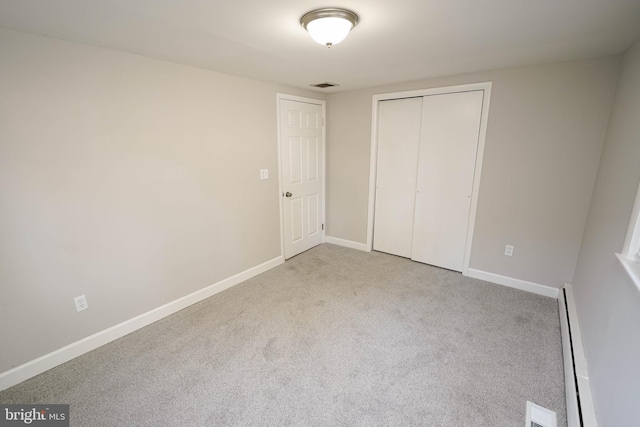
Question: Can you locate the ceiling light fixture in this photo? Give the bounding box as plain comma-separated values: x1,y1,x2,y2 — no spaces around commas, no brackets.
300,8,359,48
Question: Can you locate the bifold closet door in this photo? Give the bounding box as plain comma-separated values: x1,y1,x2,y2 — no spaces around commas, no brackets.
373,97,423,258
411,91,483,271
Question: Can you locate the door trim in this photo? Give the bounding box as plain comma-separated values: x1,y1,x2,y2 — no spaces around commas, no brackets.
367,83,492,276
276,93,327,259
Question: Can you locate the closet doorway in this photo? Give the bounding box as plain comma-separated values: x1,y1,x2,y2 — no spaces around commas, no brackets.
367,83,492,274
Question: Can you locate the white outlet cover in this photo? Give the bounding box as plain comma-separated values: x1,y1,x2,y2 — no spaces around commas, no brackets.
74,295,88,312
260,169,269,180
505,245,514,256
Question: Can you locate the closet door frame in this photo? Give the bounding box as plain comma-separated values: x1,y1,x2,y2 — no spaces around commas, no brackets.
366,82,492,276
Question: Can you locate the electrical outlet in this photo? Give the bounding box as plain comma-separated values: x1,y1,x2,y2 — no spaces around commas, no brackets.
260,169,269,180
504,245,514,256
74,295,88,312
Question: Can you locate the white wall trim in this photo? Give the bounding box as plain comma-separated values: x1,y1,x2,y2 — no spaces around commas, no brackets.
466,268,560,298
560,283,598,427
559,287,581,427
0,255,284,392
622,180,640,260
276,93,326,260
367,82,492,277
615,253,640,293
325,236,369,252
462,85,492,276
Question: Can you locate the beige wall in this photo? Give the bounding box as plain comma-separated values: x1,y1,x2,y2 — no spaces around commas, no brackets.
326,57,620,288
0,27,323,372
572,36,640,426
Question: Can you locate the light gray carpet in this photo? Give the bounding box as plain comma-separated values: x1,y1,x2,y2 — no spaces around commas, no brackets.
0,244,566,426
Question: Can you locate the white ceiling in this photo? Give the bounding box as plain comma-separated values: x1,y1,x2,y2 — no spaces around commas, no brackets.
1,0,640,92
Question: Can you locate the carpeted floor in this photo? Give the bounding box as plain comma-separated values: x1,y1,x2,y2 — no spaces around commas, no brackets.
0,244,566,426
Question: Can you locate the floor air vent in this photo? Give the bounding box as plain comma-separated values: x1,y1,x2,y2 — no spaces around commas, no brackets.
310,82,339,88
526,401,557,427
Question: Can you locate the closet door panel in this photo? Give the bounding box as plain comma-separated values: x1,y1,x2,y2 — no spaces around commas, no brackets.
411,91,483,271
373,98,423,258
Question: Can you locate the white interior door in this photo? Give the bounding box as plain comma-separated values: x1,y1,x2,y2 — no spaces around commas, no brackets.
411,90,483,271
279,98,324,259
373,97,423,258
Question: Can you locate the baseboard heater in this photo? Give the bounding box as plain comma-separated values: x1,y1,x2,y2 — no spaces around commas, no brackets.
558,283,598,427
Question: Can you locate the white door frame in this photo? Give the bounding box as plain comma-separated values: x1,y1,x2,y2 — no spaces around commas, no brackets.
366,83,492,276
276,93,327,258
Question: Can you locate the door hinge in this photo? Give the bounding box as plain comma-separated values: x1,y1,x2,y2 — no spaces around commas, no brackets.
322,224,324,230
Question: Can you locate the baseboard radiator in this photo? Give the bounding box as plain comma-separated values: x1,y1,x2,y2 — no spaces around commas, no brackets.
558,283,598,427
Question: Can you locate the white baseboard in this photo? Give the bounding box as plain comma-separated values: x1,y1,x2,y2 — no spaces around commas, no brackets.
325,236,369,252
0,255,284,392
560,282,598,427
466,268,560,298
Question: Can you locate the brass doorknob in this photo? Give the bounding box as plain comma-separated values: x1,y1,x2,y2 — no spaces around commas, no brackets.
285,192,292,198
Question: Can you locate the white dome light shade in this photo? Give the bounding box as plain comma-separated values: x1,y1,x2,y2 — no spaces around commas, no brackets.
306,17,353,46
301,8,359,48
